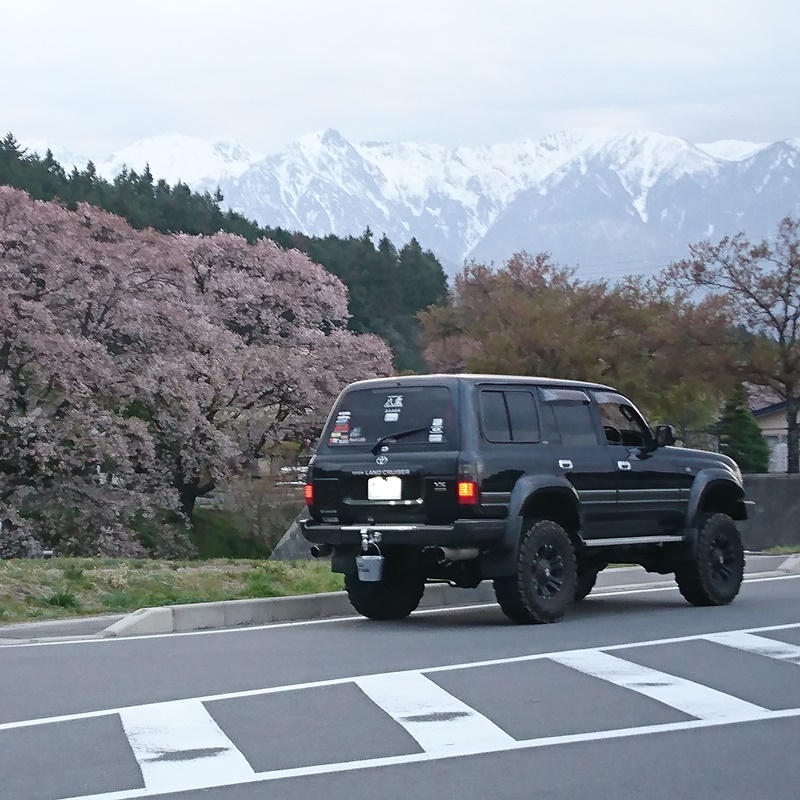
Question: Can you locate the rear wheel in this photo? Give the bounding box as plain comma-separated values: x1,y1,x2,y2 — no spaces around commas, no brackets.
344,572,425,620
494,519,577,624
675,513,744,606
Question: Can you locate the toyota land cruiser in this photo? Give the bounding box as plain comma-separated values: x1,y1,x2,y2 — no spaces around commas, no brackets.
301,374,748,624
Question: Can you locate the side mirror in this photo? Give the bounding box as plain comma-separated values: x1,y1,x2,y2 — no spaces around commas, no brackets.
654,424,676,447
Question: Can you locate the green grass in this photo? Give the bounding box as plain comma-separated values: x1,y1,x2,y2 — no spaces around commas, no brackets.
0,557,343,625
764,545,800,554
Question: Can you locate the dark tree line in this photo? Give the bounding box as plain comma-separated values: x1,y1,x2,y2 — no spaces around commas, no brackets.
0,133,447,371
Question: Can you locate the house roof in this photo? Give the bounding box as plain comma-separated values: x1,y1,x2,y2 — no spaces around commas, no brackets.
752,400,788,418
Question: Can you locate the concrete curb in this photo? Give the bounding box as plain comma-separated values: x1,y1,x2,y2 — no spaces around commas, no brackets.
102,582,498,638
778,554,800,574
100,557,800,638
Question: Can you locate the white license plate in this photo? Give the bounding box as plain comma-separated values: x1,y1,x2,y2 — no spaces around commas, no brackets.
367,475,402,500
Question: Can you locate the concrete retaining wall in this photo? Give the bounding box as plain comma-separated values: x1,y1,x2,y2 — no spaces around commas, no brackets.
270,475,800,559
740,474,800,549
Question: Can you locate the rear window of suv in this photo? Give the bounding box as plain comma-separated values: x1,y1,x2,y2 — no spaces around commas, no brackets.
321,386,457,449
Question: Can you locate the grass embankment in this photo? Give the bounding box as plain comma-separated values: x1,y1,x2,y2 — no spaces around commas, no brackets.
764,545,800,554
0,558,344,625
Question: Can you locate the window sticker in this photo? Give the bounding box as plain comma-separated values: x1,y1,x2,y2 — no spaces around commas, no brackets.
349,426,366,444
428,417,444,442
330,410,351,444
383,394,403,423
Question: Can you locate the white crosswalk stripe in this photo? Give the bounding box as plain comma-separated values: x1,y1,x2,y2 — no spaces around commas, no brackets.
118,699,255,792
704,631,800,665
548,649,767,721
355,671,516,753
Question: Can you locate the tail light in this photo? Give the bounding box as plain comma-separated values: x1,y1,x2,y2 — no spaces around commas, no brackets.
457,480,479,505
457,459,481,506
304,483,314,505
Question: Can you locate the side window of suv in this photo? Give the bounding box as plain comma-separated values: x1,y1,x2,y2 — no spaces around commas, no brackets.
550,401,600,446
594,395,652,447
479,390,540,443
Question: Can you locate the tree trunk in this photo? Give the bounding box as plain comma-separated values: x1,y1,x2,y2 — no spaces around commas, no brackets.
178,478,216,521
786,399,800,473
179,486,197,520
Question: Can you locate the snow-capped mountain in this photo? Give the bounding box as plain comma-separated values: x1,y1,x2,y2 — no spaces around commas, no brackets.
96,133,264,185
22,129,800,278
19,139,89,173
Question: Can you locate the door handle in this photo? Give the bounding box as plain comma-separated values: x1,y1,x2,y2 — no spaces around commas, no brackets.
558,459,573,470
617,461,631,471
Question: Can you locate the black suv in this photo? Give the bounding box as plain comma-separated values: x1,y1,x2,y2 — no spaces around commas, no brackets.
301,374,749,624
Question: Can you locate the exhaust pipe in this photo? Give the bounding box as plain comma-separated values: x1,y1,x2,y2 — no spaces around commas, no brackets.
309,544,333,559
432,547,480,562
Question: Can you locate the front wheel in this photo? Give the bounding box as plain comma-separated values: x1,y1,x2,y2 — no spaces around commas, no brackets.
344,573,425,620
494,519,577,624
675,513,744,606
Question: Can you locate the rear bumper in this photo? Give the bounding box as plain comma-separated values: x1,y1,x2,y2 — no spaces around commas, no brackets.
300,518,506,547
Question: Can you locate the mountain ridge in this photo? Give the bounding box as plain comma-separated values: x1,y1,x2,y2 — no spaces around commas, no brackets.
19,129,800,277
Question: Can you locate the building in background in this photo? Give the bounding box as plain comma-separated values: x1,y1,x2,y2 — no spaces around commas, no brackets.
752,401,792,472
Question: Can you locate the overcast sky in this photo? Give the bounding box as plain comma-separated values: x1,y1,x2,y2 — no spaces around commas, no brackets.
3,0,799,158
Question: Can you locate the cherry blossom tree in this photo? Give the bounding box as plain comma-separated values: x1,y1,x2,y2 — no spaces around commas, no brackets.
0,187,393,555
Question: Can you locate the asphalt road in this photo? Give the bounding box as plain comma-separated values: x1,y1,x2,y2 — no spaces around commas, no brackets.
1,565,798,800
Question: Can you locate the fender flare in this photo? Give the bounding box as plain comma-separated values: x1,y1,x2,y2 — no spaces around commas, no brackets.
481,475,581,578
685,469,746,529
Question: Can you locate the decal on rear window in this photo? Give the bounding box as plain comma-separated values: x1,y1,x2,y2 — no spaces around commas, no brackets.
429,417,444,442
384,394,404,422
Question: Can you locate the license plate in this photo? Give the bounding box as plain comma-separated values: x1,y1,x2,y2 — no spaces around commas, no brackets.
367,475,402,500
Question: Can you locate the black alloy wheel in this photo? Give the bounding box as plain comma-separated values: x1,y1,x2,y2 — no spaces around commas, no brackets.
675,513,744,606
494,519,577,624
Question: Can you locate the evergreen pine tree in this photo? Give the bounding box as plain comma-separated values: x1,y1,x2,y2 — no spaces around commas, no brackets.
718,385,770,473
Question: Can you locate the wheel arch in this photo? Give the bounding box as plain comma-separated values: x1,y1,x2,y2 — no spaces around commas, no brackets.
481,476,581,578
686,471,747,527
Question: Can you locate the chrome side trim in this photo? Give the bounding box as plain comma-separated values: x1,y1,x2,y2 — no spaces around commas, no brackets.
584,535,686,546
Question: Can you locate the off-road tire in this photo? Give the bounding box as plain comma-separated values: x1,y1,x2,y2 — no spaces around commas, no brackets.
493,519,577,624
344,573,425,620
675,513,744,607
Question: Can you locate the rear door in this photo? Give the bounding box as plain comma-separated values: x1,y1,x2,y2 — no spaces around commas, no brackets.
310,384,461,525
475,385,546,518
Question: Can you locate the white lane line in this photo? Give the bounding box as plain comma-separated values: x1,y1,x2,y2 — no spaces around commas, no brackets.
705,631,800,665
2,573,797,650
3,620,800,734
52,706,800,800
118,699,254,792
548,650,765,721
354,671,515,753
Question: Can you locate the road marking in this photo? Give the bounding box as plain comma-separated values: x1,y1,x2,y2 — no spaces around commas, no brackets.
355,671,515,753
118,699,254,792
548,650,765,720
2,620,800,733
51,706,800,800
705,631,800,665
1,573,797,649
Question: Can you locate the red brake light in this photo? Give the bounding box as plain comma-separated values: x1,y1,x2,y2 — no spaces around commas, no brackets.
304,484,314,505
457,480,478,505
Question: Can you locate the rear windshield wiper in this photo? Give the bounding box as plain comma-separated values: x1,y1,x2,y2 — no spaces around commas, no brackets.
370,427,429,455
